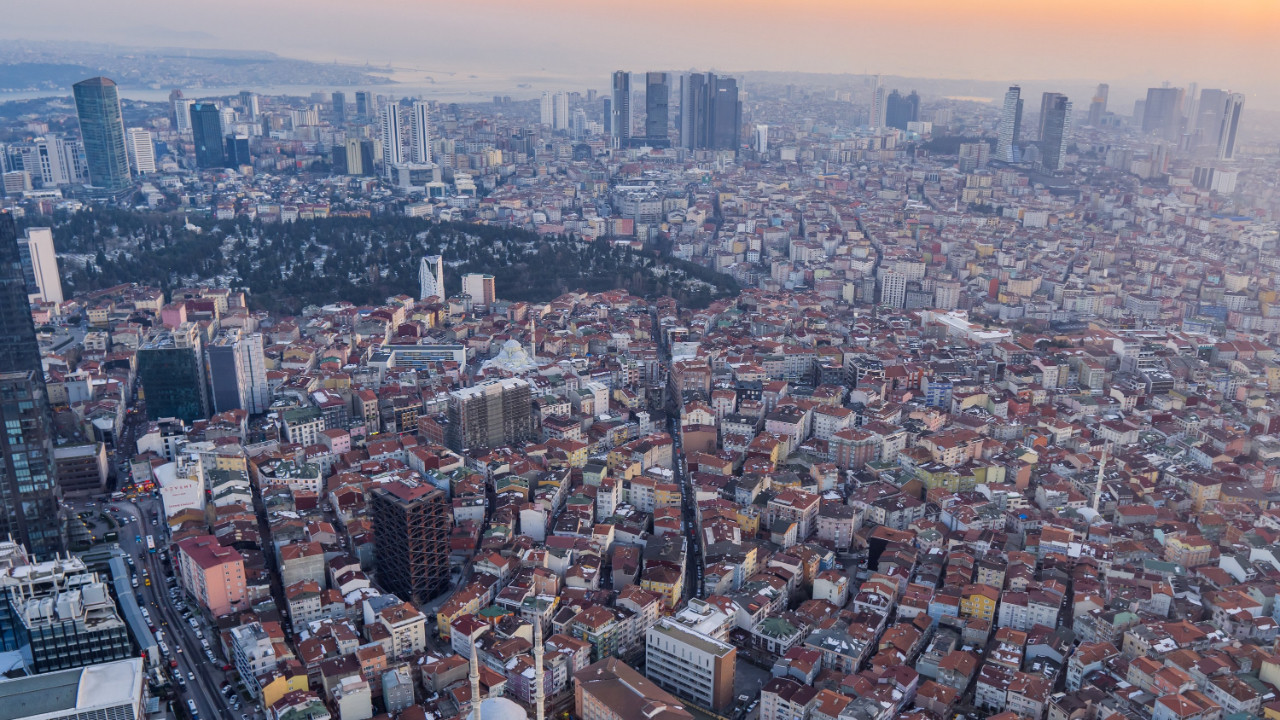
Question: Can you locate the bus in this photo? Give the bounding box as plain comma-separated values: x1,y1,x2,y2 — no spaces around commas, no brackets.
146,535,156,552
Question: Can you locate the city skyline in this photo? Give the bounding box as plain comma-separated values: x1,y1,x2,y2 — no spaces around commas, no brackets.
2,1,1278,109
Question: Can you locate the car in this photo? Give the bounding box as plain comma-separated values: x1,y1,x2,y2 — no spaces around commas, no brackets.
222,664,233,672
188,672,195,681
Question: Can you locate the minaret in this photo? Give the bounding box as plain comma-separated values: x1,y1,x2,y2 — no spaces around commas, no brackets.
534,620,545,720
470,642,483,720
1091,448,1108,514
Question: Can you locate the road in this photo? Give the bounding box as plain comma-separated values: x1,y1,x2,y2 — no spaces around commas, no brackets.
653,307,703,602
109,498,248,720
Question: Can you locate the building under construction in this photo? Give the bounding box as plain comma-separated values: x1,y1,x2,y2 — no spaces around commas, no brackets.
445,377,534,452
370,480,451,605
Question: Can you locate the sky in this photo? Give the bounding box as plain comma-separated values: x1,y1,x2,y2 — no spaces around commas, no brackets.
9,0,1280,107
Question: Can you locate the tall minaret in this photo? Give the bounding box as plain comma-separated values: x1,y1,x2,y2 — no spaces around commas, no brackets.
470,642,483,720
534,619,545,720
1091,448,1108,514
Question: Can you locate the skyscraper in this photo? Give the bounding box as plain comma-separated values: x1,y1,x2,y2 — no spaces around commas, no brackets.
206,328,269,415
554,92,570,132
610,71,632,148
0,213,45,376
19,227,63,305
381,104,403,179
1087,84,1109,127
332,91,347,124
709,75,741,151
0,212,63,560
419,255,445,301
996,86,1024,163
354,91,373,119
1040,94,1072,171
679,72,740,152
173,98,194,135
225,135,251,167
410,101,433,164
127,128,155,174
1038,92,1068,140
1194,88,1230,148
885,90,919,131
136,324,209,423
168,89,184,129
645,72,670,147
540,92,555,126
238,91,259,120
190,102,226,168
1217,93,1244,161
1141,87,1185,141
679,73,709,150
72,77,132,192
371,480,451,605
869,78,887,130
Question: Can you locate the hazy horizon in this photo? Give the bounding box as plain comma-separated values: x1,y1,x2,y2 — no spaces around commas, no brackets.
7,0,1279,109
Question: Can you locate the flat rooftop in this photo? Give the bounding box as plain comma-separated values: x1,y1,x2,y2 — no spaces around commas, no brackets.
0,657,142,720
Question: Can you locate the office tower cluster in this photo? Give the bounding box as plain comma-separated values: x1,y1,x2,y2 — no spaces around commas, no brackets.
608,70,741,151
1134,84,1244,160
885,89,920,130
379,100,440,188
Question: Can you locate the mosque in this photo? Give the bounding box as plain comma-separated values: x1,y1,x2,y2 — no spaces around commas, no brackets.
464,620,544,720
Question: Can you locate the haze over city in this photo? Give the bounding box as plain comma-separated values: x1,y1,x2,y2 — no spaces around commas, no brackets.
1,8,1279,720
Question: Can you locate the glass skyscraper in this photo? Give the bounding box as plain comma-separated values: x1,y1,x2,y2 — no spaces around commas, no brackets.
191,102,226,168
72,77,132,193
0,213,64,560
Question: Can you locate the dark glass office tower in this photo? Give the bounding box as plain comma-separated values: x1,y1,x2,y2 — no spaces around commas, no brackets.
610,71,631,148
709,75,741,151
680,72,741,152
886,90,920,131
1040,94,1072,171
72,77,132,192
190,102,226,168
645,72,670,148
0,213,64,560
332,91,347,124
137,330,209,423
225,135,251,167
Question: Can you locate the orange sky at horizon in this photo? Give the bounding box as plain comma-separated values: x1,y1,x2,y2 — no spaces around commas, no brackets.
8,0,1280,107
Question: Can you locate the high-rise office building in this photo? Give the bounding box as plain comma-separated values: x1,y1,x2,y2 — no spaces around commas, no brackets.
127,127,155,174
554,92,570,132
225,134,251,167
168,88,184,128
1194,88,1230,148
445,378,534,452
754,124,768,154
0,213,45,377
191,102,226,168
206,328,269,415
137,324,209,423
238,91,259,119
1217,93,1244,161
611,71,632,148
355,91,374,119
381,104,403,179
540,92,555,126
869,78,887,130
420,255,445,301
371,480,451,605
885,90,919,130
0,213,61,560
72,77,132,192
174,98,194,135
332,91,347,124
1141,86,1185,141
1087,84,1109,127
996,86,1024,163
1038,92,1068,140
19,227,63,305
1040,94,1072,171
410,101,433,164
645,72,670,147
461,273,496,306
679,72,742,152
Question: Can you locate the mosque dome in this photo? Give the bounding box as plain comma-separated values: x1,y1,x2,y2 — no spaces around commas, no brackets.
468,697,529,720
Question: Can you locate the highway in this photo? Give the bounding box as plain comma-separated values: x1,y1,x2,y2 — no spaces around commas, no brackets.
108,498,252,720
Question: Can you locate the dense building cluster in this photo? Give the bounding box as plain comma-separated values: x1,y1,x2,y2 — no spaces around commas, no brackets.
1,67,1280,720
